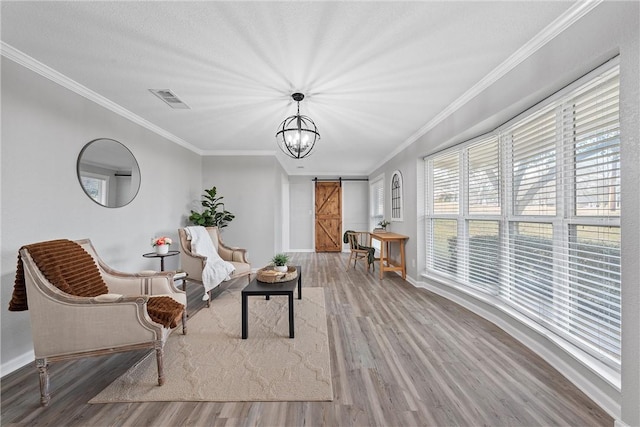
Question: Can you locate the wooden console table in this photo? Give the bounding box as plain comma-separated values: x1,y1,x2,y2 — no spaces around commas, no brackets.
370,232,409,280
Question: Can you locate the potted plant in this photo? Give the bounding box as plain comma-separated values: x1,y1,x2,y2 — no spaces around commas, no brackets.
189,186,235,229
151,236,172,255
271,253,290,273
377,219,391,231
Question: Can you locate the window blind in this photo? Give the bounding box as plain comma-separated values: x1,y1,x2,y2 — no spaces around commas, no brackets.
468,137,500,215
370,176,384,230
467,220,500,293
433,152,459,215
431,219,458,274
567,74,620,218
504,222,555,319
511,109,557,216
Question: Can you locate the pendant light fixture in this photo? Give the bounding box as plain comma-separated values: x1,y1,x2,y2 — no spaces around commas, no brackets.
275,93,320,159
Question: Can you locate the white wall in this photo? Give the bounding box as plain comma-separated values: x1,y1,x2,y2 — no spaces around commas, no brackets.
289,176,314,251
369,2,639,424
0,57,202,374
342,180,369,251
200,155,285,268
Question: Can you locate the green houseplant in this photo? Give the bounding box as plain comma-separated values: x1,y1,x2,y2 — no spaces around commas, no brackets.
377,219,390,230
189,186,235,229
271,253,290,272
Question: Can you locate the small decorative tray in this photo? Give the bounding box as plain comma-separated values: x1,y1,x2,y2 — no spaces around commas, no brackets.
256,266,298,283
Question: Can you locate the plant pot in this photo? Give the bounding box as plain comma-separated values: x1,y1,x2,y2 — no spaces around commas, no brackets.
155,244,169,255
274,265,288,273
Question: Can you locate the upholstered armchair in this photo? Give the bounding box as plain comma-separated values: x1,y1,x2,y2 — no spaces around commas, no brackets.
178,226,251,306
9,239,186,406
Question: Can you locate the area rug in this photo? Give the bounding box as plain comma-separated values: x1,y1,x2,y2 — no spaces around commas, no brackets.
89,287,333,403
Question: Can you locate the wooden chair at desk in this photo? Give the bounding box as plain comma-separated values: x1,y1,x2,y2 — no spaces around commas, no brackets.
344,231,375,272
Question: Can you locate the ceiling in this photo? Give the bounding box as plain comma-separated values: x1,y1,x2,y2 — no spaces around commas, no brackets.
1,1,577,176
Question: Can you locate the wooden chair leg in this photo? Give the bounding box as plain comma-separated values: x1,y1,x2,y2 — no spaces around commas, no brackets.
346,252,355,271
155,342,165,386
182,310,187,335
36,358,50,407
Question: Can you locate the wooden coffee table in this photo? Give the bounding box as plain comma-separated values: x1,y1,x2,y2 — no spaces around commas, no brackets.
241,266,302,339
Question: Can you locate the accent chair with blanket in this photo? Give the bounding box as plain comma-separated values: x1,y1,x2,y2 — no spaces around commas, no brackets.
8,238,186,406
178,226,251,306
344,230,376,272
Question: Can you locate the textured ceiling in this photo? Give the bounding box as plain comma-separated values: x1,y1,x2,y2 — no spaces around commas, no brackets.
1,1,575,176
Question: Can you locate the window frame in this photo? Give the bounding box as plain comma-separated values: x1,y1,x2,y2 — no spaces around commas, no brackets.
390,170,403,222
79,171,109,206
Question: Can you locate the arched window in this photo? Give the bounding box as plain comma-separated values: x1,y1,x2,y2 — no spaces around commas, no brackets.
391,170,403,221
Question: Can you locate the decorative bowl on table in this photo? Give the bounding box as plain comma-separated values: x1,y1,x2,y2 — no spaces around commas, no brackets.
257,266,297,283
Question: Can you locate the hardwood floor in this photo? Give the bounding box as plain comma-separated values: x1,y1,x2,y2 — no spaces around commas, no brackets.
1,253,613,426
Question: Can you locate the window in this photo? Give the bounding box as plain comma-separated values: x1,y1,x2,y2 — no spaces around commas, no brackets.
428,152,460,276
391,171,403,221
370,174,384,230
424,63,621,367
80,173,108,205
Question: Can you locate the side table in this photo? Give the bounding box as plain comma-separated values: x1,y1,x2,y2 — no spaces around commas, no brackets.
369,232,409,280
142,250,179,271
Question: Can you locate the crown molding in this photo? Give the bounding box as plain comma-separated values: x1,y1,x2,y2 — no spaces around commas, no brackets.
368,0,603,175
1,42,203,156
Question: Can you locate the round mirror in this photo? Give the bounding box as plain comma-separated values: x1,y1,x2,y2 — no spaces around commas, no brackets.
77,138,141,208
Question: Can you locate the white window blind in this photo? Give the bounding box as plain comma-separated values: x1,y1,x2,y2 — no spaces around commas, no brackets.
370,176,384,230
511,109,557,216
467,220,500,293
431,218,458,275
433,152,459,214
424,63,621,367
567,74,620,218
504,222,555,319
468,137,500,215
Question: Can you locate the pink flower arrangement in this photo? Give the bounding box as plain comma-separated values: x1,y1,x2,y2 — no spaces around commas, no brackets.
151,236,172,247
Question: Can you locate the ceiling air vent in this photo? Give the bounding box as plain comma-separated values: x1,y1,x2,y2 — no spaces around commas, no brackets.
149,89,190,109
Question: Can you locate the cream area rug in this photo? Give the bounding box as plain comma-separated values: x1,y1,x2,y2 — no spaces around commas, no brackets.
89,287,333,403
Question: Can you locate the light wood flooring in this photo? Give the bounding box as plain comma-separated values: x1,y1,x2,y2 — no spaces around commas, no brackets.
1,252,613,426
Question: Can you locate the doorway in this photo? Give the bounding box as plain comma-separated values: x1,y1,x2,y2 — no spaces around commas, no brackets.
314,181,342,252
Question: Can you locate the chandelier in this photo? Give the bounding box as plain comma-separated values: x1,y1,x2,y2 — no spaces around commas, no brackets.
275,93,320,159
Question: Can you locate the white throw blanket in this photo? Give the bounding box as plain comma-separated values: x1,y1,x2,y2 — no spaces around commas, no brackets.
185,226,236,300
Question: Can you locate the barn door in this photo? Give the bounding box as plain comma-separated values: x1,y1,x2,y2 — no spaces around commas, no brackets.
315,181,342,252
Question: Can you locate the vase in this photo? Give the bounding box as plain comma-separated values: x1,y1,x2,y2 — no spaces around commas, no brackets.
155,244,169,255
274,265,288,273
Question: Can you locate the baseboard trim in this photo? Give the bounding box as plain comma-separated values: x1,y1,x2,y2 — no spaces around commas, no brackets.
1,350,34,377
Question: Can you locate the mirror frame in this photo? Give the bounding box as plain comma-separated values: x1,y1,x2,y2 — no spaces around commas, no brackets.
76,138,141,208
